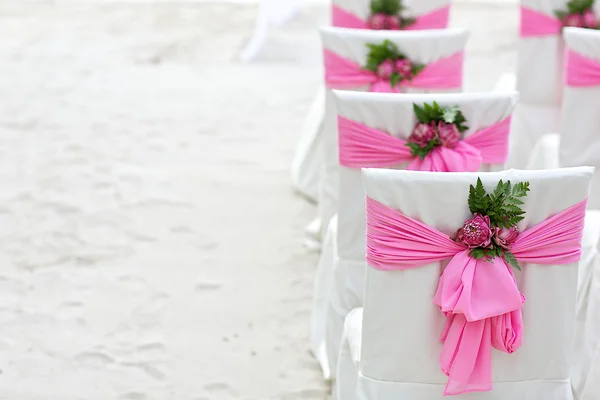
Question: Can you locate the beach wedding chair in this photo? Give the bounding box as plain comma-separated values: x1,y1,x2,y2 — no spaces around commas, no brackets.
312,26,467,244
291,0,453,222
311,90,516,380
505,0,600,168
337,167,594,399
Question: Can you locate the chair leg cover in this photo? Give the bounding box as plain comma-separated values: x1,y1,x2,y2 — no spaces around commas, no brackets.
292,88,325,203
311,215,337,379
526,133,560,170
326,257,365,380
337,308,362,400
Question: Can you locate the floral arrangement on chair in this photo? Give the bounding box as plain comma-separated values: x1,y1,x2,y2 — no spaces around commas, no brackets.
368,0,416,30
406,102,467,159
364,40,425,89
453,178,530,270
555,0,600,29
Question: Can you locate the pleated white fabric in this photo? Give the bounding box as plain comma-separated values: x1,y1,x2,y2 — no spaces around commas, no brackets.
310,91,517,381
337,167,594,399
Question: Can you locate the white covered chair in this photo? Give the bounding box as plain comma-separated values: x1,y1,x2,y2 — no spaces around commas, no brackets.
338,167,595,399
315,27,468,242
291,0,452,204
311,90,517,381
505,0,600,168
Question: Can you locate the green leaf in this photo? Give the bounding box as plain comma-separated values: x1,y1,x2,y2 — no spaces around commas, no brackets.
411,63,426,78
554,10,568,20
413,103,429,123
470,248,487,259
400,16,416,28
390,73,401,88
503,251,521,271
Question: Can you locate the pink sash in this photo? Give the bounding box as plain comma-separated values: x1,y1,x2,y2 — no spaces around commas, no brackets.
324,49,464,92
565,48,600,87
366,196,587,395
520,6,562,37
331,4,450,30
338,115,511,171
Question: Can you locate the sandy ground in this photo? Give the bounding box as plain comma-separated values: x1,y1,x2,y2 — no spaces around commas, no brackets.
0,1,517,399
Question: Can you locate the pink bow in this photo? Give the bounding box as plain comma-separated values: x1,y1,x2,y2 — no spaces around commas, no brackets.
520,6,562,37
324,49,464,92
565,48,600,87
338,115,511,171
331,4,451,30
366,197,587,395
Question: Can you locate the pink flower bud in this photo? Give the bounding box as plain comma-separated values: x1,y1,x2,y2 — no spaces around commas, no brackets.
564,13,584,27
409,123,437,146
376,59,395,79
583,10,597,28
493,226,519,250
394,58,412,78
455,214,493,248
368,13,387,30
437,121,461,149
385,15,402,30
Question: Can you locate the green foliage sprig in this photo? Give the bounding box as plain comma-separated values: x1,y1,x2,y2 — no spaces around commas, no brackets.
413,102,468,133
364,40,425,88
370,0,404,15
466,178,530,271
555,0,595,19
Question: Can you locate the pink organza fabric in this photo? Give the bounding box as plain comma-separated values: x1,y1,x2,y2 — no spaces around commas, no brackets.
520,6,562,37
324,49,464,92
338,115,511,171
565,48,600,86
365,196,587,395
331,4,450,30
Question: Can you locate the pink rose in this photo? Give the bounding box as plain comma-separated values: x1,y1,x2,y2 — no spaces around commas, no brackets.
456,214,493,248
409,123,437,146
394,58,412,78
583,10,597,28
376,59,395,79
564,13,584,27
368,13,387,30
385,15,402,30
493,226,519,250
437,121,461,149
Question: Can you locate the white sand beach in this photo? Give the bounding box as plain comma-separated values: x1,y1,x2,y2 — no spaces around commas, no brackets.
0,1,517,399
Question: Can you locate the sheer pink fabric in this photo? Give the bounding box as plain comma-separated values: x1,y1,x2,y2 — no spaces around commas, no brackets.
565,48,600,87
365,196,587,395
338,115,511,171
520,6,562,37
331,4,450,30
324,49,464,92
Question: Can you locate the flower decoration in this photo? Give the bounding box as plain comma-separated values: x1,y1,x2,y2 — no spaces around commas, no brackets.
405,102,468,159
554,0,600,29
368,0,416,30
453,178,530,270
364,40,425,89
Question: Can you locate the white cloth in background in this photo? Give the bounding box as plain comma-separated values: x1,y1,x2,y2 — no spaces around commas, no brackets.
559,27,600,209
311,90,515,381
507,0,600,168
315,27,468,241
337,167,594,399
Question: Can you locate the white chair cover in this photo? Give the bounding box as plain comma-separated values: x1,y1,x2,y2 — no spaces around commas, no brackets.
291,0,452,203
316,27,468,241
507,0,600,168
311,90,516,381
337,167,594,399
559,27,600,209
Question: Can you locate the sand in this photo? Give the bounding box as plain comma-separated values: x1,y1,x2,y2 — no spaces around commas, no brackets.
0,1,517,399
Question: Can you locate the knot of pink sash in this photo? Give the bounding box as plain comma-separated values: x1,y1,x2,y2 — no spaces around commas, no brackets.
565,48,600,87
324,49,464,92
331,4,450,30
338,115,511,172
520,6,562,37
365,196,587,395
